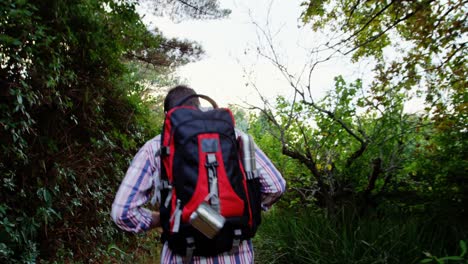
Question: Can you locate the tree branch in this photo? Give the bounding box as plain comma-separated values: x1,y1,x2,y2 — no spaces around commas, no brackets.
336,0,395,50
341,0,437,56
175,0,225,17
302,100,366,146
282,146,322,182
364,157,382,198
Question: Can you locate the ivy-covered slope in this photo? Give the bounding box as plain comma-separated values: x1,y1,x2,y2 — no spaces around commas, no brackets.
0,0,171,261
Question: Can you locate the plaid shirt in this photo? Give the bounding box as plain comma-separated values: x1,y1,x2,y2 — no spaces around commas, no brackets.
111,134,286,263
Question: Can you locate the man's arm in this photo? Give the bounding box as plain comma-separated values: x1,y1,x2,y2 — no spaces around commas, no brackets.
255,145,286,210
111,137,161,232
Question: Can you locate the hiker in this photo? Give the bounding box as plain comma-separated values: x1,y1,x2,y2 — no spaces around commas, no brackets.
111,85,286,263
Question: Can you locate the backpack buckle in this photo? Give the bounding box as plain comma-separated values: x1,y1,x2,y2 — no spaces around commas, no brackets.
205,154,220,212
161,146,170,156
230,229,242,254
206,153,218,167
185,237,195,264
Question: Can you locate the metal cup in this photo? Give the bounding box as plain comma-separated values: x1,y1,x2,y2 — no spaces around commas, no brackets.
189,202,226,239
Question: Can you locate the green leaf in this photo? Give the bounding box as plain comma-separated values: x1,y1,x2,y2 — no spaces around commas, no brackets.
460,240,467,257
423,252,433,258
108,244,126,255
37,187,52,205
438,256,462,261
420,259,433,263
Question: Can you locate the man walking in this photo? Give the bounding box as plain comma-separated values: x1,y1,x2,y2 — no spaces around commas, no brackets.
111,85,286,263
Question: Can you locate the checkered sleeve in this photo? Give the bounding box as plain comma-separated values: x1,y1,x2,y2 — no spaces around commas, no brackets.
111,136,160,233
255,144,286,210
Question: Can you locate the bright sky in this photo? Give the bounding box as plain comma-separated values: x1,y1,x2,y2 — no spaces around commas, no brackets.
136,0,369,108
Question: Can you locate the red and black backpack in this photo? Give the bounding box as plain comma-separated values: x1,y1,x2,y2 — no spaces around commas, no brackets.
158,94,261,257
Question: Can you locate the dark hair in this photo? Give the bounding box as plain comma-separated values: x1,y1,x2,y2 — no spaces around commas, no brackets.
164,85,200,112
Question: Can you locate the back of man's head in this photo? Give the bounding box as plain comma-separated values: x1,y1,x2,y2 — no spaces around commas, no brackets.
164,85,200,112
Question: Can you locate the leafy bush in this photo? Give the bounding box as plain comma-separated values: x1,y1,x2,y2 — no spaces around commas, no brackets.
0,0,164,262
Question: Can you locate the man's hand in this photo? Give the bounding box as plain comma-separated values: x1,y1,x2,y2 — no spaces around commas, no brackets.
261,193,281,211
150,211,161,230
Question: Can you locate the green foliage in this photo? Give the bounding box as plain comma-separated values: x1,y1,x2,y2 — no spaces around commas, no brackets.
144,0,231,22
250,0,468,254
298,0,467,211
248,112,313,208
228,104,250,132
98,231,162,264
0,0,182,262
255,209,467,264
421,240,467,264
250,75,427,212
249,67,466,264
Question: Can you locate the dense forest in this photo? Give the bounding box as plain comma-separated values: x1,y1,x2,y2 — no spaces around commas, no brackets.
1,0,466,263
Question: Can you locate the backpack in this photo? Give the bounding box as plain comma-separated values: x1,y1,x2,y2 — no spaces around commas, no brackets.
157,94,261,258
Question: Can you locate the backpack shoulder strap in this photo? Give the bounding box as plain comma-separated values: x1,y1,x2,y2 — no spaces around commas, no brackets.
150,148,161,206
175,94,218,109
236,129,258,179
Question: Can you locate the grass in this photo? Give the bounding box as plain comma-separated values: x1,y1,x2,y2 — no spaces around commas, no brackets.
253,207,467,264
98,231,162,264
88,207,466,263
